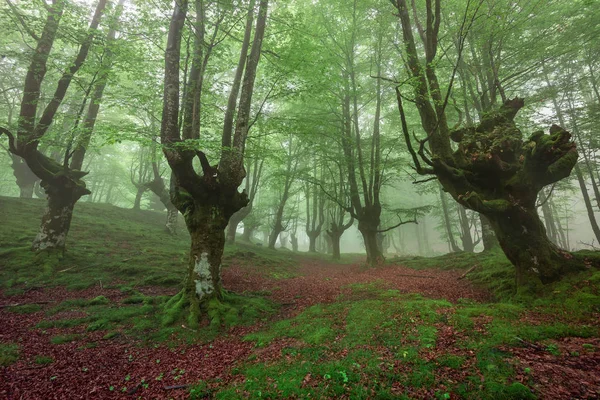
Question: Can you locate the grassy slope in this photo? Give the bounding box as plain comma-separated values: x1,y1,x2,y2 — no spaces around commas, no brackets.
1,197,599,399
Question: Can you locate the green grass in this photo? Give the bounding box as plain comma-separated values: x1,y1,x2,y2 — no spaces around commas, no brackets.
229,286,548,399
34,355,54,365
0,342,19,366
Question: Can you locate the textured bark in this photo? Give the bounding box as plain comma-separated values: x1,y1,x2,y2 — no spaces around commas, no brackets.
0,0,106,258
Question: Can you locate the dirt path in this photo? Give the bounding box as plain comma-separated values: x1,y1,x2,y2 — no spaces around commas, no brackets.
223,258,490,314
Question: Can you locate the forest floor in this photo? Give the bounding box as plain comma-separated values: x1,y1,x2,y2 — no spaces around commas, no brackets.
0,197,599,399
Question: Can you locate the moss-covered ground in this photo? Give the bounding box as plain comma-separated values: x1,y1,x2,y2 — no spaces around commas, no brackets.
0,196,598,399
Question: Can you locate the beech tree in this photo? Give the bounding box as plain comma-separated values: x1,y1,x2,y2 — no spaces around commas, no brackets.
391,0,588,289
160,0,269,325
0,0,116,260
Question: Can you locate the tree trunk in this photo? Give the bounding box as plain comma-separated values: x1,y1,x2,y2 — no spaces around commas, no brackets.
165,206,178,235
226,205,251,244
307,231,319,252
458,206,475,252
32,182,85,260
549,198,568,249
290,233,298,252
329,231,342,260
575,164,600,243
133,185,145,210
242,224,255,242
486,204,582,290
439,184,461,252
360,227,382,265
226,217,240,244
480,214,498,251
539,189,559,246
163,204,227,328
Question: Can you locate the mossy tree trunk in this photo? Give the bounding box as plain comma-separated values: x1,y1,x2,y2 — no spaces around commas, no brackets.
164,201,231,328
486,204,579,289
32,180,88,257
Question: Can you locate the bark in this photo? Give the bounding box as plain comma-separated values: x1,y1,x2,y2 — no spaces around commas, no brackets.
163,204,227,327
358,214,383,265
0,0,106,257
394,0,582,287
226,210,246,243
549,198,568,249
439,184,460,252
32,179,87,258
326,215,353,261
539,189,559,246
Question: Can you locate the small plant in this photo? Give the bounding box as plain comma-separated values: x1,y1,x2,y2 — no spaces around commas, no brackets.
546,343,560,356
35,355,54,365
339,370,349,383
155,373,164,381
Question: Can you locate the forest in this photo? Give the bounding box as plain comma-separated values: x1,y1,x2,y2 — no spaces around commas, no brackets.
0,0,599,398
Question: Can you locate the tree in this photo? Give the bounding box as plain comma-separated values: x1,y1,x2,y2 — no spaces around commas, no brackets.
391,0,584,290
1,0,111,260
160,0,269,326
